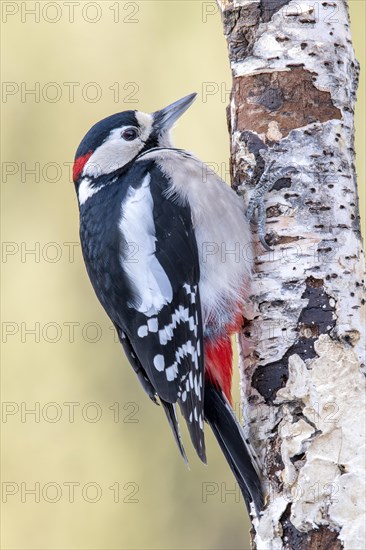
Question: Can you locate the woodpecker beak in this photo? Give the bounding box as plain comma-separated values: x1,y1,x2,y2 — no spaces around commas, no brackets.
153,93,197,132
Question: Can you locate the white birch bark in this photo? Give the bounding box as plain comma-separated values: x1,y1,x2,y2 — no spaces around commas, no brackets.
216,1,366,548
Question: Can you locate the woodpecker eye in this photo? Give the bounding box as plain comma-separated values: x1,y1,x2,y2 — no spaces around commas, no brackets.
121,128,138,141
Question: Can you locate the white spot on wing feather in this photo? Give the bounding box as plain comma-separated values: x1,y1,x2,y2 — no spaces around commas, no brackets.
147,318,158,332
166,364,179,381
137,325,148,338
158,306,190,345
153,354,165,371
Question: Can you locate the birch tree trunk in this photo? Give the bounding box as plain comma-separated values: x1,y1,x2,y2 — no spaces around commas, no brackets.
216,1,366,548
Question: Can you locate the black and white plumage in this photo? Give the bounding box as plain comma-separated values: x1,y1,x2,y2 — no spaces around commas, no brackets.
73,94,263,516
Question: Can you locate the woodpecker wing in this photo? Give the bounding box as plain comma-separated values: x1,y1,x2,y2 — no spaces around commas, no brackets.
115,326,188,462
115,159,206,462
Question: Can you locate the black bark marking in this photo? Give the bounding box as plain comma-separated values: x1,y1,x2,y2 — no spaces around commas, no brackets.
280,505,343,550
252,277,336,403
266,434,285,491
271,177,292,190
223,4,261,63
261,0,292,23
290,452,306,464
231,131,267,190
241,131,268,163
257,87,285,111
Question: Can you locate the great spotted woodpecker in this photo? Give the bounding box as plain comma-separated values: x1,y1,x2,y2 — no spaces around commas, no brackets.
73,93,263,516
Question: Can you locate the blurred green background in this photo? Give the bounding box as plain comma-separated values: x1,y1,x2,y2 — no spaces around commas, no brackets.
1,1,365,549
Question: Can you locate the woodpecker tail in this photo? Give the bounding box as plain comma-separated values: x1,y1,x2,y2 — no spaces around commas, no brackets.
160,399,188,464
204,381,264,517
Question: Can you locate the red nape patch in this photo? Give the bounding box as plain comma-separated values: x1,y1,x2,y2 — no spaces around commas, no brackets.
73,151,92,182
205,336,233,404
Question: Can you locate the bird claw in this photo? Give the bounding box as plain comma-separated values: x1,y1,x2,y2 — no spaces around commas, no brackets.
246,164,296,251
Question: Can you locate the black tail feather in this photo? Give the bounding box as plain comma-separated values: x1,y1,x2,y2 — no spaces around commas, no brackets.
204,382,264,517
160,399,188,464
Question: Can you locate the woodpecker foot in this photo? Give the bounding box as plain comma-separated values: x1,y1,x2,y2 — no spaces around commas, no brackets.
246,163,297,250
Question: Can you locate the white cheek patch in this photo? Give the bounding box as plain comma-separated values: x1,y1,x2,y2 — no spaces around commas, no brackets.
82,126,144,179
81,114,153,180
119,173,173,316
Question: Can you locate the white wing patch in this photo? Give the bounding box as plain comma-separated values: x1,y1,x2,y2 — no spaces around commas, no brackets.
119,174,173,316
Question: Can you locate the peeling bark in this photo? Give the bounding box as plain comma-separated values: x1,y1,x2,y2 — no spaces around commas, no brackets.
234,68,342,138
217,1,366,548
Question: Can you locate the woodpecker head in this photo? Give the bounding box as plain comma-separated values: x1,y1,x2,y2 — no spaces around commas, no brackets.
73,93,197,188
